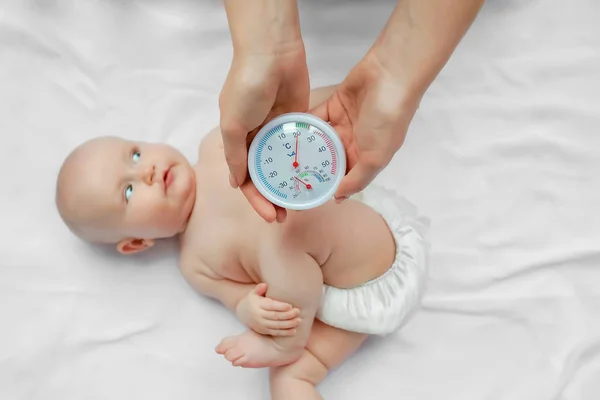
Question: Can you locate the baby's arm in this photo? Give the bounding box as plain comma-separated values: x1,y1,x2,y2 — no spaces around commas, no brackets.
180,263,255,311
235,282,301,336
180,263,300,336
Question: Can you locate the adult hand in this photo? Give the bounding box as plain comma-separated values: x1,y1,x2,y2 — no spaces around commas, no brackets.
219,0,309,223
219,49,309,223
311,0,483,201
310,51,419,202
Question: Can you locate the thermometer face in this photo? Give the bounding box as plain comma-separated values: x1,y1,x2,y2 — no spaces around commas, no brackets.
248,113,346,210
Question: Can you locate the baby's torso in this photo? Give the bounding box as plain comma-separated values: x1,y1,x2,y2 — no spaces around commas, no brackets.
178,129,395,289
177,129,264,283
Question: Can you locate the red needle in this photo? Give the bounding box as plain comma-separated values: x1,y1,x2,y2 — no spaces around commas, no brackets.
293,135,299,168
294,176,312,190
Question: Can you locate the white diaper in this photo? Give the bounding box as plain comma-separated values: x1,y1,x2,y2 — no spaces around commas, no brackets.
315,184,430,336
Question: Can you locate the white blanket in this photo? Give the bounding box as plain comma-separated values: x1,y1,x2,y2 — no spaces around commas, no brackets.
1,0,599,398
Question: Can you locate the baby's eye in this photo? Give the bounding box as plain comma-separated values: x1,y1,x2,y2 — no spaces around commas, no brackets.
125,185,133,202
132,151,141,163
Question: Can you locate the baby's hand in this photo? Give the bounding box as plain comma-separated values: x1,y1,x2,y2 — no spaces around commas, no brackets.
236,283,301,337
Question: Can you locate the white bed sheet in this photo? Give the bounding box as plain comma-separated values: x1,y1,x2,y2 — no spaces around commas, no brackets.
1,0,599,399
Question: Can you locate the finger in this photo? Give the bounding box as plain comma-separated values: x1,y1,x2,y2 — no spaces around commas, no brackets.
262,308,300,320
265,318,302,330
334,160,382,201
239,179,277,223
269,328,297,337
220,120,250,189
275,206,287,223
261,299,295,312
253,283,268,296
308,98,330,122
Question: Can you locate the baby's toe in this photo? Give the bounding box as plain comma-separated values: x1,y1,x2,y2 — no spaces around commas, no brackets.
225,347,245,363
232,355,248,367
215,336,236,354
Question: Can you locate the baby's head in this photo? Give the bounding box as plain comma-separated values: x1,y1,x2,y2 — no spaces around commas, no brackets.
56,136,196,254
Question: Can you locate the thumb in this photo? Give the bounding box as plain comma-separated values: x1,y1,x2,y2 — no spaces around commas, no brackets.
253,283,268,296
220,122,250,189
334,160,381,202
308,98,330,123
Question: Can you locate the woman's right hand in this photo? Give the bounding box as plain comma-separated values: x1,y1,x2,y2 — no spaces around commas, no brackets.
310,0,484,201
310,51,420,202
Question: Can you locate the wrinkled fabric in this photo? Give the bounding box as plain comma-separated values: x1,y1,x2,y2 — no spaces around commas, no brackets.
317,185,430,335
1,0,600,399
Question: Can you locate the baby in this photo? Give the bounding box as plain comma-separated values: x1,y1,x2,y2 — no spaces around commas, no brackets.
55,86,429,398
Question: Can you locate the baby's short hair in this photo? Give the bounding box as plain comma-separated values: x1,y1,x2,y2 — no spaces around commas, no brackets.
55,138,123,244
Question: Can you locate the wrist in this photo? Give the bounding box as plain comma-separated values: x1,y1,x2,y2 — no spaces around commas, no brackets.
369,0,483,103
225,0,304,56
369,15,431,104
234,292,247,315
360,49,423,118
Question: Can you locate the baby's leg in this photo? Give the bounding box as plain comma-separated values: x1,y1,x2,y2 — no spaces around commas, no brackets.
270,319,368,400
217,236,323,368
215,86,339,368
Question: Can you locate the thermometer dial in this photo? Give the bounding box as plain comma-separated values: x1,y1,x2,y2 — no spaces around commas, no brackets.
248,113,346,210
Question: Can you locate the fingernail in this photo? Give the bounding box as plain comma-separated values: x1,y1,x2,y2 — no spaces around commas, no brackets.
229,173,238,189
335,196,348,204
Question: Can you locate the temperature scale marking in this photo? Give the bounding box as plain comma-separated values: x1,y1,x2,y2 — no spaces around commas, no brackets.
256,126,288,199
247,112,346,211
313,128,338,175
297,170,325,182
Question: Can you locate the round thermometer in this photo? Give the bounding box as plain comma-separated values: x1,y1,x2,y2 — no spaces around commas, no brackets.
248,113,346,210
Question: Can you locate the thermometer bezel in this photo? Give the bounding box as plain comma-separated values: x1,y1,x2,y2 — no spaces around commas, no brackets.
248,113,346,211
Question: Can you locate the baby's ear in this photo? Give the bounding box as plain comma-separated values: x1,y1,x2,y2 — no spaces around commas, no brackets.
116,238,154,255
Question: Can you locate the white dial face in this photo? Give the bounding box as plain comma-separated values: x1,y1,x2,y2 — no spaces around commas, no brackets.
248,114,346,210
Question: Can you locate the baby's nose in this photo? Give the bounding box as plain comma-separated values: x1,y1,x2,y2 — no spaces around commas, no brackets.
141,165,155,185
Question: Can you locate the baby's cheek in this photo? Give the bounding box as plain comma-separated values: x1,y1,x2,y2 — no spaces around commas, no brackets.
132,198,166,224
151,200,180,228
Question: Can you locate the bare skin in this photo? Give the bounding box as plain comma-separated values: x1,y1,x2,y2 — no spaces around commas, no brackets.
55,87,394,395
180,87,395,368
220,0,484,222
270,319,367,400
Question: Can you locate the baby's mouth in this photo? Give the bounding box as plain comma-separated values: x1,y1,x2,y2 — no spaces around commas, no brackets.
163,167,173,192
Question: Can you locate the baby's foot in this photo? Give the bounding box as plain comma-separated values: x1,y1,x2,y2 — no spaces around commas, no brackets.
215,330,301,368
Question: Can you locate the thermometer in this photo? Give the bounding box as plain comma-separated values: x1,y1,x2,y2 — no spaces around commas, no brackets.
248,113,346,210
